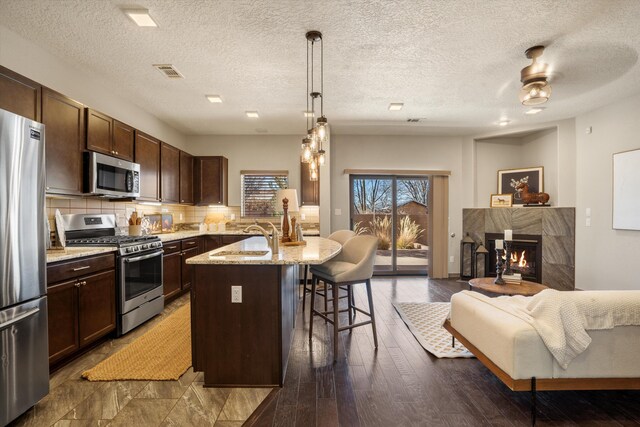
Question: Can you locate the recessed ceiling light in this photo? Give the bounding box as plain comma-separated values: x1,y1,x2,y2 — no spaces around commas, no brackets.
498,120,511,126
389,103,404,111
525,107,545,115
246,111,259,118
206,95,223,103
123,9,158,27
303,111,314,118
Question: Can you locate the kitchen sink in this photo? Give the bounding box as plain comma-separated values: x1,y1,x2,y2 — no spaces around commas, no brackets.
210,250,269,257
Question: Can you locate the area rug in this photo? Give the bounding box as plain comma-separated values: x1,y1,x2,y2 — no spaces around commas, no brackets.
82,303,191,381
393,302,474,358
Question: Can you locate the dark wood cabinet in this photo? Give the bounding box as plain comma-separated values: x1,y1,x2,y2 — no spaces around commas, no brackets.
86,110,134,162
47,280,79,365
181,246,199,290
78,270,116,346
300,162,320,206
47,253,116,367
112,120,135,161
85,108,113,156
202,235,221,252
162,246,183,300
42,87,85,195
194,156,228,206
161,142,180,204
180,151,194,204
221,235,248,245
135,131,161,201
0,65,41,121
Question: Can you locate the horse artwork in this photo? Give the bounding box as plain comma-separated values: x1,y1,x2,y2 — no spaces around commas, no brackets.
515,182,550,205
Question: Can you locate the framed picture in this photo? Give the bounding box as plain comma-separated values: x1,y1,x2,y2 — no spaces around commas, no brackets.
497,166,543,206
146,214,162,234
162,214,174,233
490,193,513,208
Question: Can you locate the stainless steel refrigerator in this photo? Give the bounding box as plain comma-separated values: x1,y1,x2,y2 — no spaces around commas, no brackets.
0,108,49,426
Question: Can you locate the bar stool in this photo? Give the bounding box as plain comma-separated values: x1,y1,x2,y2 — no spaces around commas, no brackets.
302,230,356,312
309,235,379,362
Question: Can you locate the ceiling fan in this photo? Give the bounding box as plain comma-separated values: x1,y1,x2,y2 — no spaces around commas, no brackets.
519,45,552,106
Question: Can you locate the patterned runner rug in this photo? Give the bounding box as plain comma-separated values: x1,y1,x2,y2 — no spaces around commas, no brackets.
393,302,474,358
82,303,191,381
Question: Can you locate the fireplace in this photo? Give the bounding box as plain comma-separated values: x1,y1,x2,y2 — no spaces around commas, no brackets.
485,233,542,283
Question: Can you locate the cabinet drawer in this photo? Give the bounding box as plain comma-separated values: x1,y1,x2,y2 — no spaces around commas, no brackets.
181,238,199,250
163,241,182,255
47,253,115,284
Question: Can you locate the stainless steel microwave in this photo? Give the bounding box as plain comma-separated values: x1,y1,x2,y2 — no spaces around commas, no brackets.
84,152,140,198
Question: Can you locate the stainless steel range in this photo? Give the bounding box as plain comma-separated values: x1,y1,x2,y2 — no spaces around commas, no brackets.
62,214,164,336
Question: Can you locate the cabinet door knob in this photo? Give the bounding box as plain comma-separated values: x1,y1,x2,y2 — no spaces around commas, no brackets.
75,282,81,288
115,151,119,155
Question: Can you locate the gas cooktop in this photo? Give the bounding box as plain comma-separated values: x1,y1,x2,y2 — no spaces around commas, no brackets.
65,235,160,247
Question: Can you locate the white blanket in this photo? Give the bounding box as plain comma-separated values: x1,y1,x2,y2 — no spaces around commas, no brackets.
461,289,640,369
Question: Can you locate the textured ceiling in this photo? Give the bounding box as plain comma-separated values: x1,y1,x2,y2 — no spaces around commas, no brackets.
1,0,640,136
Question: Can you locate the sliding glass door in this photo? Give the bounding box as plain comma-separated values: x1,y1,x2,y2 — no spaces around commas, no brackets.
350,175,430,275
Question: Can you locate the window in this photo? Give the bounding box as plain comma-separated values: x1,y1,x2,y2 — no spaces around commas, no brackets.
241,171,288,217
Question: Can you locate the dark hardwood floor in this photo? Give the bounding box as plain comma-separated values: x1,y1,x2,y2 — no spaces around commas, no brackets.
251,277,640,426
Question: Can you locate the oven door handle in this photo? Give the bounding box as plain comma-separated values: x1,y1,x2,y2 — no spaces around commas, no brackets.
124,250,164,263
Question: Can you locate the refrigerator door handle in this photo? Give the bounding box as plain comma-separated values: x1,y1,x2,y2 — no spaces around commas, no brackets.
0,308,40,332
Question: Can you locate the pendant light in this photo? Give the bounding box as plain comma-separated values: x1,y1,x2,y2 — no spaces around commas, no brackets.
300,30,329,180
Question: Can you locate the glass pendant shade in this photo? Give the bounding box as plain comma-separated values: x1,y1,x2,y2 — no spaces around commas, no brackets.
309,158,317,171
302,141,312,162
519,81,552,106
316,116,330,144
318,149,326,166
310,168,318,181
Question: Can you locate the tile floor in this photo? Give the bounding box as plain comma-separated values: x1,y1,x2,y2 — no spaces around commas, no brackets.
9,294,271,427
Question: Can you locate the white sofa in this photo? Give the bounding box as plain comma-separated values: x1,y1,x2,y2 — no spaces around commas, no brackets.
445,291,640,390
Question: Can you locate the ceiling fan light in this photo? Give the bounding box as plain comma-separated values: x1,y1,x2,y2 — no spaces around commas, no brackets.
519,82,551,106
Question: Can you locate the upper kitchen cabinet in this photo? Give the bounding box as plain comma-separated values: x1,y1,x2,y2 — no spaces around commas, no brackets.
112,120,134,162
85,109,112,155
135,131,161,201
0,66,41,121
161,142,180,204
180,151,194,204
194,156,228,206
300,163,320,206
86,108,134,162
42,88,85,195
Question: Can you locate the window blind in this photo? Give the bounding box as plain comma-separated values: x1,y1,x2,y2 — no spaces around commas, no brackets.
241,172,289,217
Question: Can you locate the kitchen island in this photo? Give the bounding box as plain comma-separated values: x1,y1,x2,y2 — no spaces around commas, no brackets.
186,236,341,387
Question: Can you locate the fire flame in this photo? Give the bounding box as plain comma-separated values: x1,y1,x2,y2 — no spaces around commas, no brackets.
507,250,528,268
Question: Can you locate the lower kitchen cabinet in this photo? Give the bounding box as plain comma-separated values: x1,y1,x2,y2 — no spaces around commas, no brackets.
47,254,116,366
162,242,183,300
202,235,221,252
162,237,202,302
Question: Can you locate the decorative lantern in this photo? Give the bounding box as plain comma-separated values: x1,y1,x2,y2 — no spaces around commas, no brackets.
473,241,489,278
459,233,476,280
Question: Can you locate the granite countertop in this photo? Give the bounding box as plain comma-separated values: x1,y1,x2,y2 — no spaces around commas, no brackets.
159,228,320,242
46,247,116,264
186,236,341,265
46,229,322,263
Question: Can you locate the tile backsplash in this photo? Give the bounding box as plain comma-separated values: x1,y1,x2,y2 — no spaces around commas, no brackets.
46,197,320,231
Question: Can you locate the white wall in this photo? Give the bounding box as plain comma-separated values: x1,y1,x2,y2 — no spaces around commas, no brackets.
575,92,640,290
330,135,464,274
0,25,187,150
475,137,524,207
187,135,331,234
521,128,558,200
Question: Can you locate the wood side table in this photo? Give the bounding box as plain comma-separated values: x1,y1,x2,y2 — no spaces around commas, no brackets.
468,277,549,296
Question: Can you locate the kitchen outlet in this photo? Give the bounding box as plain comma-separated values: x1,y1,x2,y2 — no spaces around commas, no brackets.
179,213,184,221
335,208,342,216
231,286,242,303
230,213,236,220
449,255,454,263
586,207,591,217
586,218,591,227
301,213,306,220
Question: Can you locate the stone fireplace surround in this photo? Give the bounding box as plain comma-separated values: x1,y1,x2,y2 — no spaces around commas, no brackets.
462,207,575,291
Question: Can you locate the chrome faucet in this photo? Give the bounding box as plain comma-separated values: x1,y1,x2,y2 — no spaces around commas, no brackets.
244,222,279,253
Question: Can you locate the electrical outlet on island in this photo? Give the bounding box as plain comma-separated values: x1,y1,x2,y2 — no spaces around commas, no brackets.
231,285,242,303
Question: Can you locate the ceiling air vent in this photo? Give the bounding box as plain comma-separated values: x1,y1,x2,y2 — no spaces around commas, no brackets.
152,64,184,79
407,118,420,123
